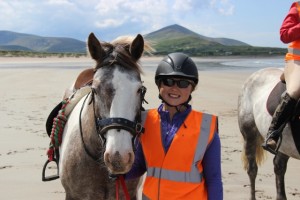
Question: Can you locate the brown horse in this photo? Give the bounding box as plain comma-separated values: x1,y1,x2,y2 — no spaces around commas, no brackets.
57,33,150,199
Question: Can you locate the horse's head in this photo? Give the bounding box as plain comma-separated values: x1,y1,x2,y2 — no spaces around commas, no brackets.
87,33,147,174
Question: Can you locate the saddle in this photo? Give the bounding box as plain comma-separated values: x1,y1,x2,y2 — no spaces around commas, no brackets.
266,79,300,154
46,68,94,136
74,68,94,90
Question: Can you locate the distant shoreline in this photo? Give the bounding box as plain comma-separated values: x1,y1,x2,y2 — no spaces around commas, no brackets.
0,54,285,62
0,55,285,72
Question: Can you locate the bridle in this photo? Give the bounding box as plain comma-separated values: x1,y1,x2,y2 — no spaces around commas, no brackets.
79,84,147,162
78,43,148,161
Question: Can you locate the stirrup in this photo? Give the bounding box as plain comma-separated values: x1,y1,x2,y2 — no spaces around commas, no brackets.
262,132,282,155
42,158,60,181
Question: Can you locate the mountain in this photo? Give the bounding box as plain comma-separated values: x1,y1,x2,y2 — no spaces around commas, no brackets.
0,25,285,56
0,31,86,53
144,24,285,56
145,24,249,46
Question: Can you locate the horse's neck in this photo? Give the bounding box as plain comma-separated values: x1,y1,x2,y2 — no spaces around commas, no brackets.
80,98,103,156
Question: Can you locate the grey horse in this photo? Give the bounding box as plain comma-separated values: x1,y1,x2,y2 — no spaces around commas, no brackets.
238,67,300,200
58,33,150,200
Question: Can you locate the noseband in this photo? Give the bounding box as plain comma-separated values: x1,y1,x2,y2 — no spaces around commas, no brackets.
93,85,147,142
79,85,147,161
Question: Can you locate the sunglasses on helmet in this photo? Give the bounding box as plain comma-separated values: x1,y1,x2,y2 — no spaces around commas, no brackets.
161,78,194,88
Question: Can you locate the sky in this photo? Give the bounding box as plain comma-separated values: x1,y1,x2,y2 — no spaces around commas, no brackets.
0,0,296,48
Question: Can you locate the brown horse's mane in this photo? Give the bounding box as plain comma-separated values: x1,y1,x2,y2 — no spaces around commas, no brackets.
95,35,153,75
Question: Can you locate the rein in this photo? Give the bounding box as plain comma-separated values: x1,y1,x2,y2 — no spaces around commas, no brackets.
79,92,99,160
116,176,130,200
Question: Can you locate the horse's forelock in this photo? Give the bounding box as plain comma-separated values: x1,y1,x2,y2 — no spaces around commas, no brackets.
112,35,154,55
111,35,136,46
95,41,143,75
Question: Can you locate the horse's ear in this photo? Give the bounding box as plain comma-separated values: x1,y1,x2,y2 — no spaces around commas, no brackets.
88,33,105,62
130,34,144,61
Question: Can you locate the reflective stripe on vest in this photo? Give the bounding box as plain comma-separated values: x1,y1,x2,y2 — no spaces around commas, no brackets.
145,112,212,183
286,2,300,60
288,47,300,55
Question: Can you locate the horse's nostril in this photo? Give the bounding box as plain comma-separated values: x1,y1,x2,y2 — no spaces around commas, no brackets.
117,129,120,132
104,152,111,164
128,152,134,164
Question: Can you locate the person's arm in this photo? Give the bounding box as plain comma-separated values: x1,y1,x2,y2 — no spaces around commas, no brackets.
280,2,300,43
202,132,223,200
125,141,147,180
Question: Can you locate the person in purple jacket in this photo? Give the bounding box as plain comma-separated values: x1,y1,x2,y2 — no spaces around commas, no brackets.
126,52,223,200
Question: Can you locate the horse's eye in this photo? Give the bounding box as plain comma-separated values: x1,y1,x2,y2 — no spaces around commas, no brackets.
138,86,146,95
92,88,97,95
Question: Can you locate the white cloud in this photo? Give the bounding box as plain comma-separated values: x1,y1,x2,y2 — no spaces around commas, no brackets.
210,0,235,16
173,0,193,11
0,0,233,36
92,0,169,34
95,19,124,28
46,0,73,6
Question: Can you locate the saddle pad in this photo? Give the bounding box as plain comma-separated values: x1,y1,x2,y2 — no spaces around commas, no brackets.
266,81,300,154
46,102,62,137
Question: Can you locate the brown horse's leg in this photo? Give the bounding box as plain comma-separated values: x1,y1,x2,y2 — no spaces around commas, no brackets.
273,152,289,200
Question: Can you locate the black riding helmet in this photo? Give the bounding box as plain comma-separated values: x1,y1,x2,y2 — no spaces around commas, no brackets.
155,53,199,108
155,52,199,86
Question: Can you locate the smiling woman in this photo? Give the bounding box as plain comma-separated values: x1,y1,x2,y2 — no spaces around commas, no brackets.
126,52,223,200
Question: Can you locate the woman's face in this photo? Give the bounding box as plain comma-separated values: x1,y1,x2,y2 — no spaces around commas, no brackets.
159,78,194,107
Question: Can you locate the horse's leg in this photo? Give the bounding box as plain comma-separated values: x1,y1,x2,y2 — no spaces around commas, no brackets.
244,135,258,200
273,152,289,200
241,121,261,200
65,194,72,200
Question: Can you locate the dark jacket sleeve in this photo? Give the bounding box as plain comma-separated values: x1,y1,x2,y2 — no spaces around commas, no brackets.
202,132,223,200
125,141,147,180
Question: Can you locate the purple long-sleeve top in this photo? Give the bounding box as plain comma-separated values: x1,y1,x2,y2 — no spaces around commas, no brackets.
126,104,223,200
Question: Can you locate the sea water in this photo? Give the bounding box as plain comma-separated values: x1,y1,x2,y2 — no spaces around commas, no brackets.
193,56,285,72
0,56,285,72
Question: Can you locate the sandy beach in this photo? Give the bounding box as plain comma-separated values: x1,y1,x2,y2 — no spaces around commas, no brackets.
0,56,299,200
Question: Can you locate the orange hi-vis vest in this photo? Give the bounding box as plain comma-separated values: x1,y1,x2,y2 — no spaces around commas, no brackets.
286,1,300,61
140,109,218,200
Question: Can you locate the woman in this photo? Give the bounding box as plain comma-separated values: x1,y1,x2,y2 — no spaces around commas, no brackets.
126,52,223,199
262,1,300,154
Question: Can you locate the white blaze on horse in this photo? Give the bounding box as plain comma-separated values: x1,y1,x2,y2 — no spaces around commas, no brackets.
238,67,300,200
45,33,151,200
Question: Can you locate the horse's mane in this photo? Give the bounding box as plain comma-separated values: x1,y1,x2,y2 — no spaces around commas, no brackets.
96,36,154,74
111,35,154,54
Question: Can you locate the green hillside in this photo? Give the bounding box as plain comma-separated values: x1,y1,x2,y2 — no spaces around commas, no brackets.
145,24,286,56
0,31,86,53
0,25,287,57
